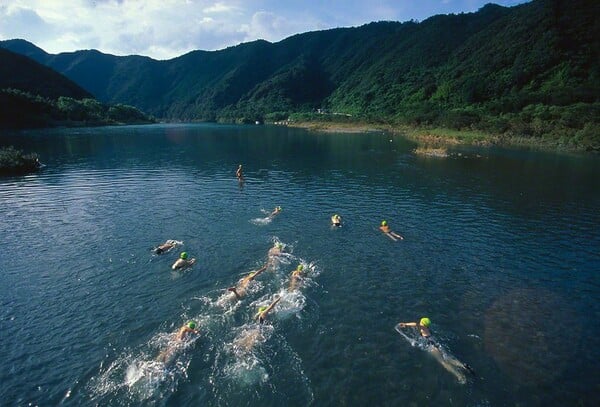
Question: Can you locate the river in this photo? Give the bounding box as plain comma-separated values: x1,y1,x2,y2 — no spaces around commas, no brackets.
0,123,598,406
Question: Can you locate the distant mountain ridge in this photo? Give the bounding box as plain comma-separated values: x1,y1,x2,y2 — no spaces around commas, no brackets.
1,0,598,148
0,47,92,99
0,47,152,129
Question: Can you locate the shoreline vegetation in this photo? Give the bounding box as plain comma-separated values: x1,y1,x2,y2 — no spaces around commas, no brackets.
0,89,155,130
282,116,600,154
0,146,41,175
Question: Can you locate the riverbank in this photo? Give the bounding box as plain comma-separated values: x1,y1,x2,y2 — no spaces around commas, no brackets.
286,121,599,153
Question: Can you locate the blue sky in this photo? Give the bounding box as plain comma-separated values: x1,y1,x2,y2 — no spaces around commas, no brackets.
0,0,529,59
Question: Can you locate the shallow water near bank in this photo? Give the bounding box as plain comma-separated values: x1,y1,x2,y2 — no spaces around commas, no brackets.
1,123,598,406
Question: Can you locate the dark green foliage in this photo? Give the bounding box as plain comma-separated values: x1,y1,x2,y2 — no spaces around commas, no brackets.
0,146,40,175
0,89,153,129
1,0,598,148
0,47,91,99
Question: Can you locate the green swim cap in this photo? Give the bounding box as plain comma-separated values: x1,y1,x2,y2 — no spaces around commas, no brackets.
420,317,431,327
180,252,188,260
381,220,387,226
258,306,267,313
276,243,283,249
297,264,304,271
187,321,196,329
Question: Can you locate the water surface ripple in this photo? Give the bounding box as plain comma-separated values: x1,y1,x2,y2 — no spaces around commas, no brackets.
1,124,598,406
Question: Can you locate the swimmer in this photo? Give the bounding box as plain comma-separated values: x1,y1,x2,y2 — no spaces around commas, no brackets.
157,321,199,363
171,252,196,270
379,220,404,241
268,206,282,219
289,264,305,291
153,239,179,254
236,164,243,180
397,317,473,384
255,296,281,324
176,320,200,340
267,242,285,268
331,214,342,226
268,242,284,258
227,264,268,300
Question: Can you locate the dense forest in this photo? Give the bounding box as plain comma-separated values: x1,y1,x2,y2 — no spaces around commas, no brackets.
0,48,153,129
1,0,598,149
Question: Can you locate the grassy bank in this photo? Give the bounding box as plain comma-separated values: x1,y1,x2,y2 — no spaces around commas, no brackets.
285,118,599,153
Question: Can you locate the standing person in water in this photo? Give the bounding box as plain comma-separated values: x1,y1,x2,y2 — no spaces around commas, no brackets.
397,317,474,384
227,264,269,300
255,296,281,324
331,214,342,227
171,252,196,270
236,164,244,180
379,220,404,241
268,206,282,219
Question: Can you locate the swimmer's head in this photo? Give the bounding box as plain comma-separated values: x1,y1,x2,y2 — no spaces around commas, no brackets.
187,321,196,329
255,306,268,317
276,206,282,211
381,220,387,226
180,252,188,260
297,264,304,271
420,317,431,327
276,243,283,249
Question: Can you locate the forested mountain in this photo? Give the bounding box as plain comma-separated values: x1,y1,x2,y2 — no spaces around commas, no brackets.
0,48,152,128
1,0,598,147
0,47,91,99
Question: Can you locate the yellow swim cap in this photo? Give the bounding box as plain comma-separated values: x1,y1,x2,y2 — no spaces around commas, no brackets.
420,317,431,327
297,264,304,271
255,306,268,317
381,220,387,226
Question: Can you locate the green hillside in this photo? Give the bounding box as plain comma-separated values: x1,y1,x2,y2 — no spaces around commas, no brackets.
1,0,598,148
0,48,153,129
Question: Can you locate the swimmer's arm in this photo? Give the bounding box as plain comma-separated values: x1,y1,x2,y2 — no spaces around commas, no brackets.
266,297,281,312
398,322,417,328
248,263,268,281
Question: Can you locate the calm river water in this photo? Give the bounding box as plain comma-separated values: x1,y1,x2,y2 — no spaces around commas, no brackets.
1,124,598,406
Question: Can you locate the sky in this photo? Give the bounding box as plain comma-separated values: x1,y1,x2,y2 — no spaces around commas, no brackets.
0,0,530,60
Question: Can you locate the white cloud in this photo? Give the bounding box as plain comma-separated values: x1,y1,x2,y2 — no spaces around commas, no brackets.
203,2,239,14
0,0,531,59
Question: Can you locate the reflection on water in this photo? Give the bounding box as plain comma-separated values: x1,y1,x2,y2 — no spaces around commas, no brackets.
0,124,598,406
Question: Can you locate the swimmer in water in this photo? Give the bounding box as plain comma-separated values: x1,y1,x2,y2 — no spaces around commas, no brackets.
236,164,243,180
268,206,282,219
267,242,285,268
289,264,305,291
255,296,281,324
268,242,283,258
397,317,474,384
379,220,404,241
157,321,199,363
227,264,268,300
176,320,199,340
331,214,342,226
171,252,196,270
153,239,179,254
